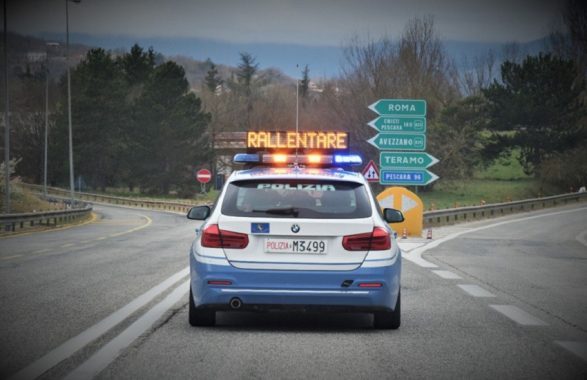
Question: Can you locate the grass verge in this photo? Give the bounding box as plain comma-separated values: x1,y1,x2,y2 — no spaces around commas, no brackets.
0,186,67,214
81,187,219,204
418,179,560,210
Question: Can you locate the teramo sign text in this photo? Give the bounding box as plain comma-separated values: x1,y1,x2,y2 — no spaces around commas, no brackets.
247,131,348,150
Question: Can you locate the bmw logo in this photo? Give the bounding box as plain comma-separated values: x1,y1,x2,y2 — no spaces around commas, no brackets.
291,224,300,233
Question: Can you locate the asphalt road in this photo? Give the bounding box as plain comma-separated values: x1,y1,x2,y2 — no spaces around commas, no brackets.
0,205,194,379
1,203,586,379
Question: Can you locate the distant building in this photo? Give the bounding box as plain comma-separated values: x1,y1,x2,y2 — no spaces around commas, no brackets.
26,52,47,62
308,81,323,94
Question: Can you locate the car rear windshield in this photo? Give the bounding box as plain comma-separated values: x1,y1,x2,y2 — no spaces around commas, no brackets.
221,179,372,219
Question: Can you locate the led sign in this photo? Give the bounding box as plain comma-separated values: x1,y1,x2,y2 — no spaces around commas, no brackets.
246,131,348,150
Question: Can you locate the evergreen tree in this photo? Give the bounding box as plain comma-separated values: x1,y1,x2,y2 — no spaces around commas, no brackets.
236,52,258,95
204,61,222,92
133,61,210,194
482,53,586,175
300,64,310,99
428,96,487,179
51,48,128,190
117,44,157,190
119,44,155,86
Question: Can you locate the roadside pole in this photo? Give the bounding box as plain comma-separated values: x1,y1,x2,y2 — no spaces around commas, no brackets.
3,0,10,213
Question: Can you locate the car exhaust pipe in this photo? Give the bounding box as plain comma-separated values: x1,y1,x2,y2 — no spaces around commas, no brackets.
229,297,242,310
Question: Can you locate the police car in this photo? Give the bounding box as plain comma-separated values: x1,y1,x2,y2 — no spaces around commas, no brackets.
187,131,404,329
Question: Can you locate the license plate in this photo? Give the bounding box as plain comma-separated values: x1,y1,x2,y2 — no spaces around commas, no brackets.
264,239,328,254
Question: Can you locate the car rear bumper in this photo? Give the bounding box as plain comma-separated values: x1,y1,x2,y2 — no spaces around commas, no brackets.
190,252,401,312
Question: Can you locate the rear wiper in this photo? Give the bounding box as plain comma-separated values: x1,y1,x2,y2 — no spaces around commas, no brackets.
258,207,299,217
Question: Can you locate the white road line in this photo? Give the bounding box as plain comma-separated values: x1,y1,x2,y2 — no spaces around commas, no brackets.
32,248,51,254
458,284,495,297
402,251,438,268
397,242,426,252
64,280,190,380
1,254,22,260
555,341,587,363
489,305,547,326
403,206,587,268
432,270,462,279
9,267,189,380
576,230,587,248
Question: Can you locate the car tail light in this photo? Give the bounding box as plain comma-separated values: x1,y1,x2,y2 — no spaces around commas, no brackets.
207,280,233,285
370,227,392,250
342,227,391,251
201,224,249,249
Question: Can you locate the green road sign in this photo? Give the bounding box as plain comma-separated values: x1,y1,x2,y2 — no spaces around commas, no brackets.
368,99,427,116
380,152,439,169
367,133,426,151
368,116,426,133
380,169,439,186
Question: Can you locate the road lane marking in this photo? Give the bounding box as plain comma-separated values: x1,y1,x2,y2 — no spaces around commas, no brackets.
576,230,587,248
9,267,189,380
432,270,462,279
402,251,438,268
403,206,587,268
95,220,144,225
64,280,190,380
555,341,587,363
4,215,151,263
108,215,152,238
32,248,51,254
397,242,425,252
489,305,547,326
458,284,495,297
1,254,22,260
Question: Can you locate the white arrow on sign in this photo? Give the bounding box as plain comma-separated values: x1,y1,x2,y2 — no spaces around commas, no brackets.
401,194,418,213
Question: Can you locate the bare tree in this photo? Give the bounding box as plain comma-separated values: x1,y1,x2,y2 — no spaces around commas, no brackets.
397,16,460,113
547,0,587,76
460,49,496,96
501,42,523,64
321,16,459,172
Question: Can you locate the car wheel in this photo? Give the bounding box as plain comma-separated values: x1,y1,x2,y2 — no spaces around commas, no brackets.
374,290,400,330
189,288,215,327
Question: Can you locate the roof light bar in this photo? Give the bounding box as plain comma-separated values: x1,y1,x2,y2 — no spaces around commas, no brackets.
262,154,334,165
234,153,362,166
307,154,322,164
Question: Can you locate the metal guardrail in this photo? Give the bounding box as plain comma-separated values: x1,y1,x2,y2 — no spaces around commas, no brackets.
0,205,93,233
423,192,587,227
19,183,199,214
15,183,587,229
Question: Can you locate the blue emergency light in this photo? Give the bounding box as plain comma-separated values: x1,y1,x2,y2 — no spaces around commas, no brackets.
334,154,362,165
233,153,260,163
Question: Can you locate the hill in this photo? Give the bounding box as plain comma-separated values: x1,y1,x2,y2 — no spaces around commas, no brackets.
5,32,295,91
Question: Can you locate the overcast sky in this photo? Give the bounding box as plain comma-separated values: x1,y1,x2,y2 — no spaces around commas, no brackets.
9,0,563,46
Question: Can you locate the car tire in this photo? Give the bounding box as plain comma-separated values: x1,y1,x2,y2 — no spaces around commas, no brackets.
373,290,400,330
189,288,215,327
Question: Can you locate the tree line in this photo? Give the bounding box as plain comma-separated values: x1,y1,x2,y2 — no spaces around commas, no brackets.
3,0,586,196
5,44,210,196
198,8,585,192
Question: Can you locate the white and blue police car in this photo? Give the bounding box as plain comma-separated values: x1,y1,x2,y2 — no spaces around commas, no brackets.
187,131,404,329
